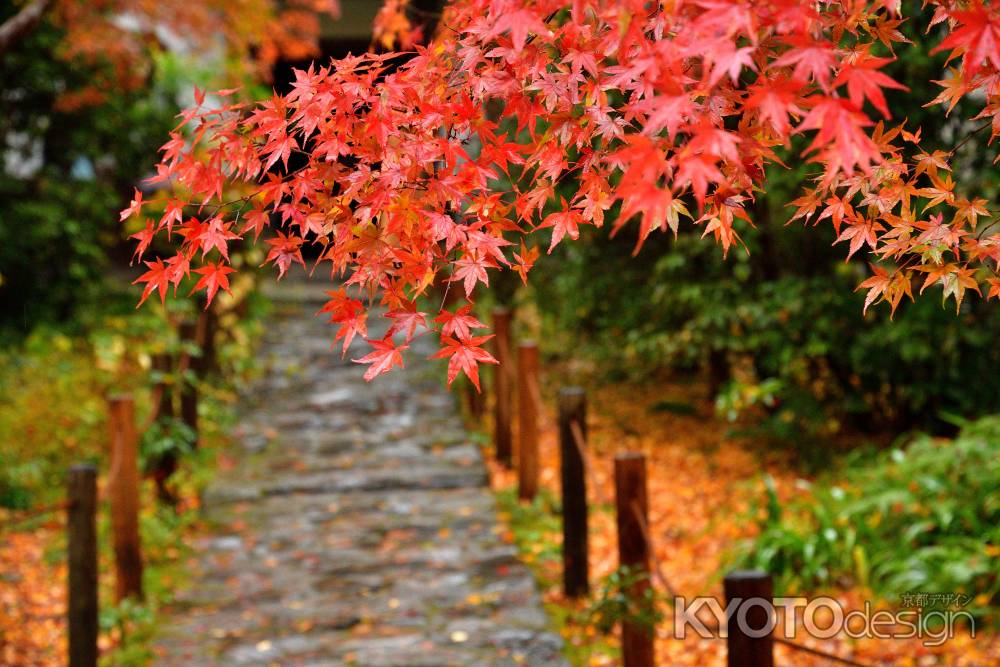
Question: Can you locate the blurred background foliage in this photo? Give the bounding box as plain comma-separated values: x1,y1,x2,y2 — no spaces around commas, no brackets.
0,12,175,332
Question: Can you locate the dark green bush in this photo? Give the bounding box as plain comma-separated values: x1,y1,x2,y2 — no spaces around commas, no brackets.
738,417,1000,621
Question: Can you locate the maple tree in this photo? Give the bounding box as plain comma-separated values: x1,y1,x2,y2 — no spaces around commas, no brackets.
123,0,1000,388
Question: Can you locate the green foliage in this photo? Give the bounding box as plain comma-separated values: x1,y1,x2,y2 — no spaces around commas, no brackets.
737,417,1000,622
532,220,1000,440
585,566,661,637
0,331,109,508
495,486,564,574
141,418,197,474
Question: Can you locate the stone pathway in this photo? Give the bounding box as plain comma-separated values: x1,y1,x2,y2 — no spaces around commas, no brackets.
154,279,566,666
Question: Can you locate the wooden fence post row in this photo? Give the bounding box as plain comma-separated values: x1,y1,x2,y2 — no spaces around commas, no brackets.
67,465,98,667
108,394,144,602
558,387,589,598
517,341,540,501
492,308,513,468
614,452,655,667
499,336,779,667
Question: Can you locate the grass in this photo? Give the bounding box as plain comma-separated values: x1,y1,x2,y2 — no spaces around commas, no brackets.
493,486,621,665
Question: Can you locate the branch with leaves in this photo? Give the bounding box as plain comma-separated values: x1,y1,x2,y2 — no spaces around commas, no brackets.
123,0,1000,387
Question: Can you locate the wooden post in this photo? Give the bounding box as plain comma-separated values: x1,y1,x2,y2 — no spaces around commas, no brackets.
492,308,513,467
464,378,485,421
150,351,180,503
558,387,589,598
178,320,199,448
151,353,174,421
198,306,218,377
724,571,775,667
108,395,144,601
614,452,654,667
67,464,98,667
517,341,539,501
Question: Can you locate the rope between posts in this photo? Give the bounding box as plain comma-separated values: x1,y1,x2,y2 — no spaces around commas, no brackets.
775,637,874,667
629,500,680,599
1,499,73,531
527,374,548,424
569,419,609,507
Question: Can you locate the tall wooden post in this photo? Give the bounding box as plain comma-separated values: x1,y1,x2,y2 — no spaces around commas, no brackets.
178,320,199,447
108,395,144,601
151,353,174,421
198,306,218,377
724,571,775,667
149,352,179,504
558,387,589,598
517,341,539,501
492,308,513,467
67,465,98,667
614,452,654,667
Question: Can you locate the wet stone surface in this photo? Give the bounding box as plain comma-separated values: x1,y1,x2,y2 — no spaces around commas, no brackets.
154,281,566,667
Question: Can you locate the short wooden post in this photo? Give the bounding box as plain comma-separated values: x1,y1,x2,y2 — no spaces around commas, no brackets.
614,452,654,667
178,320,199,447
724,571,775,667
517,341,539,501
67,464,98,667
492,308,513,467
558,387,589,598
108,395,144,601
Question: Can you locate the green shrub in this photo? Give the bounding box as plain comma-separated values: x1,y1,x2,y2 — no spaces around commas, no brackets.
737,417,1000,622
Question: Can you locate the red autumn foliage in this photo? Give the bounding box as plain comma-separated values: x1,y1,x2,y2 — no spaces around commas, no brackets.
124,0,1000,387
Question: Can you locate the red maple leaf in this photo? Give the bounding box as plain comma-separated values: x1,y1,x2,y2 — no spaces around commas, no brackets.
833,54,908,118
133,258,174,306
430,335,498,390
130,220,158,262
931,4,1000,76
386,307,428,340
319,289,368,354
541,202,583,253
353,337,407,381
264,232,306,278
189,262,236,306
434,305,486,340
120,188,144,221
451,251,490,296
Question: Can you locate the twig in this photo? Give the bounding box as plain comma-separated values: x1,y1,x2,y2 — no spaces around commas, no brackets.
0,0,54,56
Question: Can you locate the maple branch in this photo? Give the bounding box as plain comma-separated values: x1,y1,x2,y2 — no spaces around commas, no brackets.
950,122,992,156
975,217,1000,241
0,0,55,56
